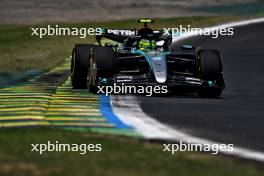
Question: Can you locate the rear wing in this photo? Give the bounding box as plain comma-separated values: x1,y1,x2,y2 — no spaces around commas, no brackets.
103,28,136,36
99,28,164,37
95,29,136,45
97,19,159,37
95,18,170,45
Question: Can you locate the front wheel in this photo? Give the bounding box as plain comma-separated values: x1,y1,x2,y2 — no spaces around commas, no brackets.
196,48,224,98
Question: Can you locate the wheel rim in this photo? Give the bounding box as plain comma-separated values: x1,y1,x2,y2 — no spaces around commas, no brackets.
87,57,98,90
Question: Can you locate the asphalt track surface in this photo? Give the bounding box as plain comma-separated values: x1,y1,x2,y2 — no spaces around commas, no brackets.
139,22,264,152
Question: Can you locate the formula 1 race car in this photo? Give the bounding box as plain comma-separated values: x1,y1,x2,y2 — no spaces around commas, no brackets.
71,19,225,97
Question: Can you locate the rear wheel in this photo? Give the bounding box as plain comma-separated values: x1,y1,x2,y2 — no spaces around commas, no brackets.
197,48,224,98
87,46,116,93
71,44,97,89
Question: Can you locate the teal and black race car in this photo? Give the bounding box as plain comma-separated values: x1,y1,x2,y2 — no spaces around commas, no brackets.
71,19,225,97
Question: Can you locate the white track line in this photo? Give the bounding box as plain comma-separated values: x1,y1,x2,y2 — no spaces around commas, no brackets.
172,17,264,42
111,17,264,162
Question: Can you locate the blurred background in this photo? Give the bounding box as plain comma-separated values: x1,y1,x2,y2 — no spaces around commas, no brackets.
0,0,263,24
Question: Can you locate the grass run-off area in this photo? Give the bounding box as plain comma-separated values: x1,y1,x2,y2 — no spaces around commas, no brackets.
0,128,264,176
1,16,264,176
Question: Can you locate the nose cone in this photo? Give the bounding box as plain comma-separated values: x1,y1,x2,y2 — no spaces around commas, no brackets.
151,56,167,84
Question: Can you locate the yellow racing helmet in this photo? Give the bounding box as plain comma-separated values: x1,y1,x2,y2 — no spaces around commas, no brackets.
138,39,156,50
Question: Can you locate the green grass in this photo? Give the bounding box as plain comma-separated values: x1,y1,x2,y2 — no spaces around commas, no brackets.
0,128,263,176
